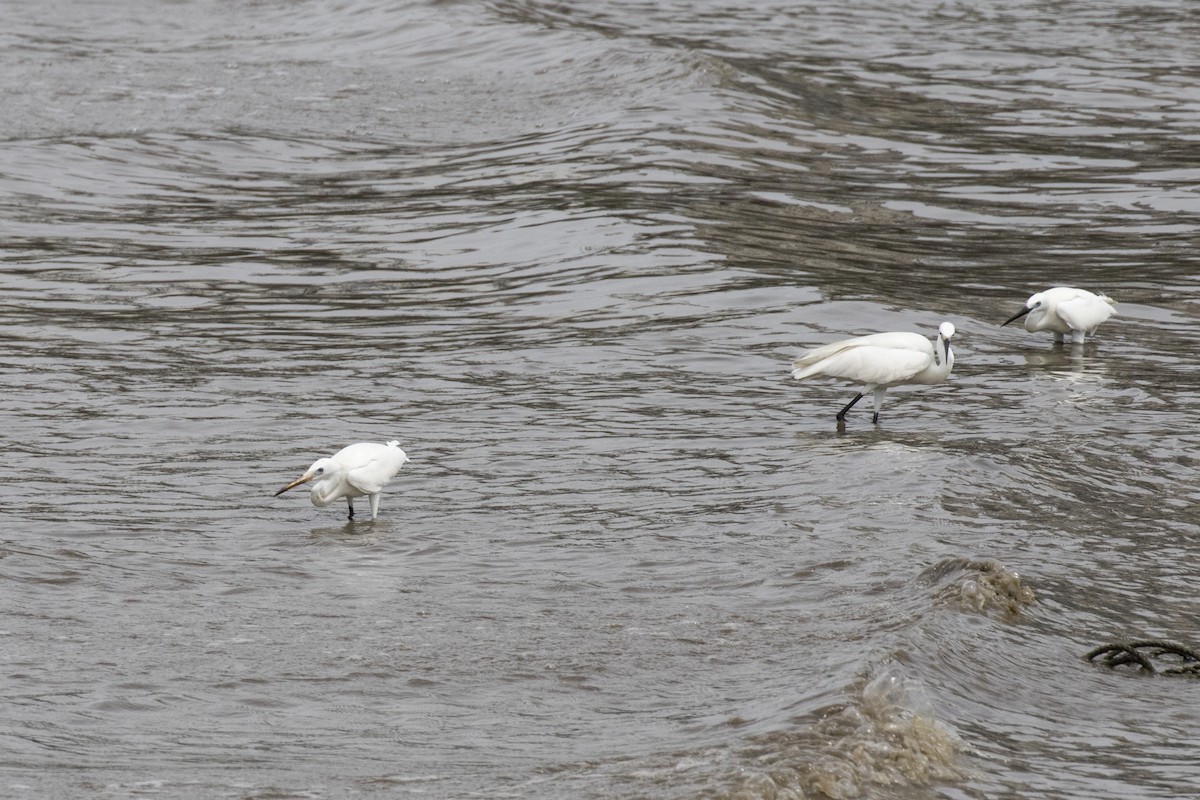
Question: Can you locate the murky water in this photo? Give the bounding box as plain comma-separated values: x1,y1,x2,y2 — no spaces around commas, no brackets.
3,1,1200,798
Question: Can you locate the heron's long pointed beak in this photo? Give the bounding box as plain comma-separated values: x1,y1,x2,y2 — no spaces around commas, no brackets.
1002,306,1032,327
274,472,314,497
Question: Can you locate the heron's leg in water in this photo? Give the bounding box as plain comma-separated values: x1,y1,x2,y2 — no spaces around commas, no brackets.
835,392,864,422
871,387,888,424
347,497,355,520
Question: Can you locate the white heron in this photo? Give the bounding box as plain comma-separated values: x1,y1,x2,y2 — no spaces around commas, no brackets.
274,440,409,520
791,322,956,425
1002,287,1116,343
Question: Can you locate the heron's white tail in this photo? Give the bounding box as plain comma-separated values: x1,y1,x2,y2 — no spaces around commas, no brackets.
791,338,861,380
791,364,820,381
1098,292,1116,306
387,440,400,448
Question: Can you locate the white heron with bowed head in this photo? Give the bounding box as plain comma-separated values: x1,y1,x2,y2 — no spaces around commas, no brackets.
275,440,409,520
791,322,956,426
1002,287,1116,343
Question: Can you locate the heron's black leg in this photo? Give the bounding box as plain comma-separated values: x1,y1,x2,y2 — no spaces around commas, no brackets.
836,393,864,422
872,412,880,424
347,498,355,520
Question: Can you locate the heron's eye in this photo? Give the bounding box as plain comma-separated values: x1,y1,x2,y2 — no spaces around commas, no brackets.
317,468,324,474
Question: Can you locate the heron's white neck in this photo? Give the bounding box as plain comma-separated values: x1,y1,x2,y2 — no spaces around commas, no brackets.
309,466,346,507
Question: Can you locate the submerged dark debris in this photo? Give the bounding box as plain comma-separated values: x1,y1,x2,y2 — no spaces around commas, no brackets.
1085,640,1200,676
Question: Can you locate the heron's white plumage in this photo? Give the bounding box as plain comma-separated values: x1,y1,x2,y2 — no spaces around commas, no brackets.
1003,287,1116,343
275,440,409,520
791,322,955,425
792,332,942,386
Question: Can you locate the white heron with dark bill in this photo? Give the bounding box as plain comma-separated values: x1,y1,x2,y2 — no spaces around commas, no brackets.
1002,287,1116,343
275,440,409,520
791,322,956,426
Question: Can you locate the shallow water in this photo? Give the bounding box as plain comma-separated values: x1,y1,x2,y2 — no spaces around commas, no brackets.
2,1,1200,798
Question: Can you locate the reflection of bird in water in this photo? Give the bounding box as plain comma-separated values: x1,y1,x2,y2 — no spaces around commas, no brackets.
275,440,409,520
791,322,955,427
1002,286,1116,344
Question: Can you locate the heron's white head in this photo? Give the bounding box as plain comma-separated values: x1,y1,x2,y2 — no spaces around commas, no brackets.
387,441,411,465
1002,294,1043,328
274,457,339,497
934,321,956,369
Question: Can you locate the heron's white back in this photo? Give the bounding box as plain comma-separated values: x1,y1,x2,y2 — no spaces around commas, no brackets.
336,441,409,495
791,330,945,388
793,331,932,368
1024,287,1116,334
792,345,935,387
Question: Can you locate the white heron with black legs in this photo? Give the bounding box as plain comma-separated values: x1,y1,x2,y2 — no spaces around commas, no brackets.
791,322,956,426
275,440,409,520
1002,287,1116,343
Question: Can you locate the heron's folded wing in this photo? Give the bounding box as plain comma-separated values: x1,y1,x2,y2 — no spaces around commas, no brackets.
346,456,393,495
793,332,929,369
1056,297,1114,332
795,345,932,384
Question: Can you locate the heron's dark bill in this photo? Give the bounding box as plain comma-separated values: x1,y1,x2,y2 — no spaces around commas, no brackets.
1002,306,1033,327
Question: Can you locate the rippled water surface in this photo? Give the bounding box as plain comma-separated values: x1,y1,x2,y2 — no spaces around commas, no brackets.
3,1,1200,798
